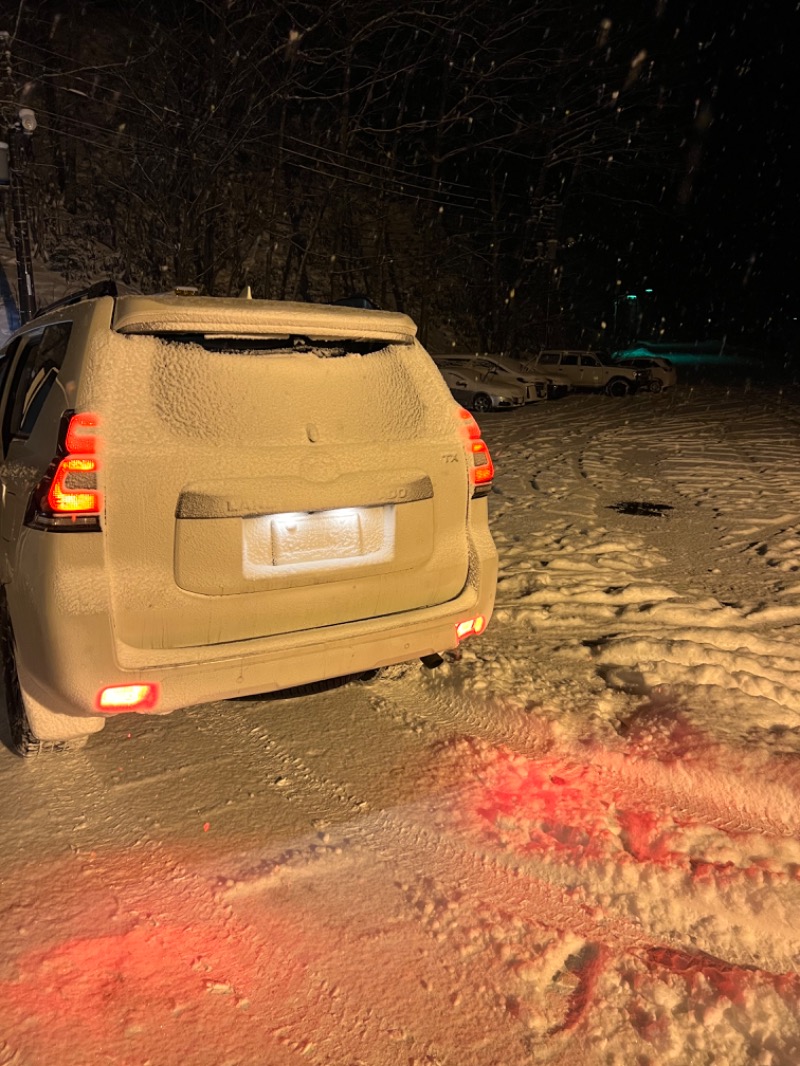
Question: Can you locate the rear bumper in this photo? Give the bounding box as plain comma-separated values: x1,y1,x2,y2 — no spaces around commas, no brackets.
9,515,497,725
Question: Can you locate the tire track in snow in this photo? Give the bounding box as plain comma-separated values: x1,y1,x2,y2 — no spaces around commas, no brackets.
214,723,800,981
369,792,799,977
242,716,372,816
483,389,800,731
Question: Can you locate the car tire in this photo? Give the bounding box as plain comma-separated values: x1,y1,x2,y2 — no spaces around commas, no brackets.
355,660,426,685
605,378,630,398
271,675,359,697
0,590,92,756
649,379,663,393
472,393,493,413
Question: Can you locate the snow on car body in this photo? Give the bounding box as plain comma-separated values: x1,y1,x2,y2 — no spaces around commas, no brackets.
0,285,497,754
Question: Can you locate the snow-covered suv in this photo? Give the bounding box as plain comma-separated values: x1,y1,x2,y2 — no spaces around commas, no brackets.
526,350,650,396
0,283,497,755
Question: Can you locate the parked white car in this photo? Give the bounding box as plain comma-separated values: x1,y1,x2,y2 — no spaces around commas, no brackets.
524,349,650,396
0,282,498,754
437,363,525,411
612,355,677,392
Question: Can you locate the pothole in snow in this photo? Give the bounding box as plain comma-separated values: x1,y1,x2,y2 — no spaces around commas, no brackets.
609,501,674,518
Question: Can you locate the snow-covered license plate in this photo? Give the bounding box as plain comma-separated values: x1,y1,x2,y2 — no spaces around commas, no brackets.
242,506,395,577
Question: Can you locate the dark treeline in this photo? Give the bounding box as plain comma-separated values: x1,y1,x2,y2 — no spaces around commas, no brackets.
1,0,693,351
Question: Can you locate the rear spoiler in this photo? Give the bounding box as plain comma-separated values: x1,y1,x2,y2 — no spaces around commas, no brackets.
112,295,417,345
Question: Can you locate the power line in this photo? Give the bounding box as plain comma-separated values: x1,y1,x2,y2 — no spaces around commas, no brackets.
8,31,572,213
5,92,522,225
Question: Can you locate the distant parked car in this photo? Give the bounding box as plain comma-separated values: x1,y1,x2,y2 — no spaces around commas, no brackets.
524,349,650,396
612,355,677,392
436,355,553,403
493,354,573,399
469,355,573,401
438,363,525,411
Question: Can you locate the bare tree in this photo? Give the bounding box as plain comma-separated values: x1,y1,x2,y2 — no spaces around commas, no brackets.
4,0,687,347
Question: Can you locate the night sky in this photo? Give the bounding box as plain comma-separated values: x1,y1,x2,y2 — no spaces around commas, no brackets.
0,0,795,353
669,1,796,347
561,0,795,351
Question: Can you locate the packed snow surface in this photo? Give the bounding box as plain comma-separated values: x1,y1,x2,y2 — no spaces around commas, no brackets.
2,382,800,1065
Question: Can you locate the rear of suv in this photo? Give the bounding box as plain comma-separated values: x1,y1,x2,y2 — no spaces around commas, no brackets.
0,283,497,755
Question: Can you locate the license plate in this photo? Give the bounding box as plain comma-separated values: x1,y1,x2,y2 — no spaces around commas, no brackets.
243,506,395,577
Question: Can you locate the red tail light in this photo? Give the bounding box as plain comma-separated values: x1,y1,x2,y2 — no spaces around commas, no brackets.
457,408,495,497
48,457,101,514
64,412,100,454
97,684,159,712
25,411,103,531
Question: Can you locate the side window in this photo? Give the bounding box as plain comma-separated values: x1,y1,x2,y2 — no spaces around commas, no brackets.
0,337,25,460
562,354,579,366
0,338,22,410
580,355,599,367
3,323,72,449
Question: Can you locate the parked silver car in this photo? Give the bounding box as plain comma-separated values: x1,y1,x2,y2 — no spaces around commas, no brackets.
439,355,571,402
438,362,526,411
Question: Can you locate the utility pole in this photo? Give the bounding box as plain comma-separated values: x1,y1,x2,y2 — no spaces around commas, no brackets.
4,117,38,323
0,29,38,323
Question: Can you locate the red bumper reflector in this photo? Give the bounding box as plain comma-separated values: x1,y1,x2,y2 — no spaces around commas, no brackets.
97,684,159,712
455,614,486,642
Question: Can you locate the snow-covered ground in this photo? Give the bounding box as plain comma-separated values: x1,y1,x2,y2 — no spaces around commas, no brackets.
1,332,799,1061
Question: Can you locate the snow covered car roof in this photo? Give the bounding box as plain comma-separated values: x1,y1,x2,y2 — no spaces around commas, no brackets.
111,294,418,345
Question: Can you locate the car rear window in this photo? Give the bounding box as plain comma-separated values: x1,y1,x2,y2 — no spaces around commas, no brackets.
142,333,390,357
89,332,432,446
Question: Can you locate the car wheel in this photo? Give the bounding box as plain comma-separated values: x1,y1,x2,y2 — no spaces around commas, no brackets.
472,392,493,413
649,379,663,393
0,590,92,756
605,378,630,397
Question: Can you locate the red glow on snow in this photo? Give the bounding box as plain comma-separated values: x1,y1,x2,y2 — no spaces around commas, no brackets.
0,850,316,1064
